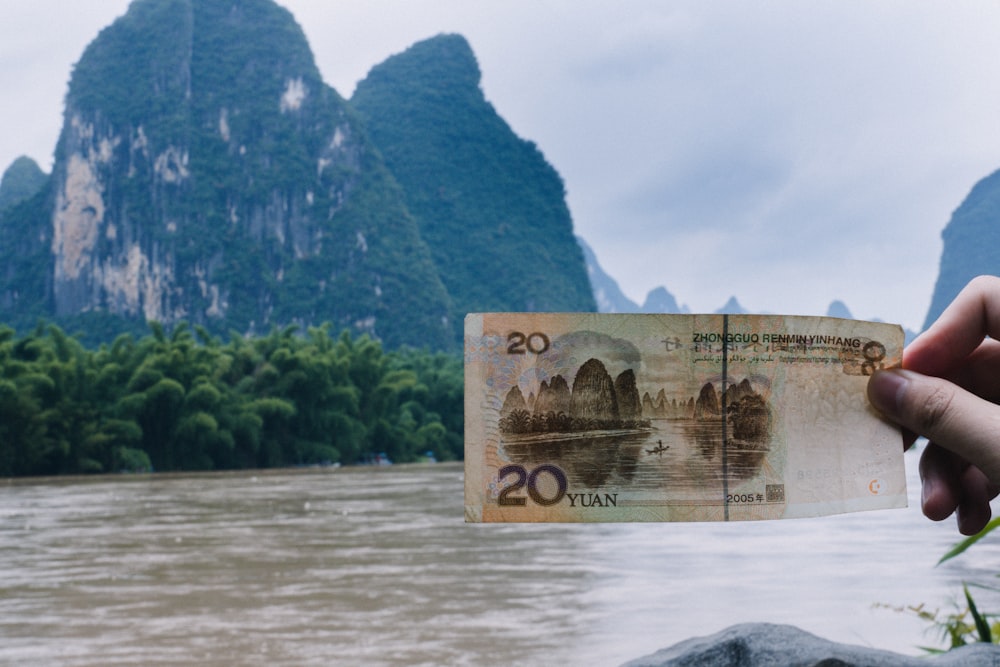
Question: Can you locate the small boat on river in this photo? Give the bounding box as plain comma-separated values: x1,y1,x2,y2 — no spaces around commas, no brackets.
646,440,670,455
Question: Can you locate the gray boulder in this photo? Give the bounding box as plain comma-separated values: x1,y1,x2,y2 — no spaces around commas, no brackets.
622,623,1000,667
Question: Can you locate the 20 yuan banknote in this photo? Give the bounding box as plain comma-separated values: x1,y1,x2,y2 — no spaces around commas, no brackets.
465,313,906,523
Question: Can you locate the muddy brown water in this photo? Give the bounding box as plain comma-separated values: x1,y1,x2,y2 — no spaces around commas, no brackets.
2,451,997,666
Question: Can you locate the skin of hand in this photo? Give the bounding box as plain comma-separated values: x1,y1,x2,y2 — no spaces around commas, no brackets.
867,275,1000,535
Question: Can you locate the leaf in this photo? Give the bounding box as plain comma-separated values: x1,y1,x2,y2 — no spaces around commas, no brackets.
965,584,992,643
918,646,945,655
939,517,1000,565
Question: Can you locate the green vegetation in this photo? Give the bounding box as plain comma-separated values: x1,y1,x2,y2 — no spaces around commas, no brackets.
905,584,999,652
0,321,462,477
917,520,1000,651
0,156,47,212
880,517,1000,652
0,9,594,352
0,180,53,325
0,0,453,351
352,34,596,340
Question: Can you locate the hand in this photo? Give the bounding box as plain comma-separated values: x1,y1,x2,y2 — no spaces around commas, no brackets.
867,275,1000,535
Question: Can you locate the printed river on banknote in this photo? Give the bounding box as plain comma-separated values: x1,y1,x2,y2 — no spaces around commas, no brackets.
465,313,906,523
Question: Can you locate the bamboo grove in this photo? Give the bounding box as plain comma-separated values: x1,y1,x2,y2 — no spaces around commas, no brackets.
0,322,463,476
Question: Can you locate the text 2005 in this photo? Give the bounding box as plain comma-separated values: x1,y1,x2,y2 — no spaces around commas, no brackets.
726,493,761,504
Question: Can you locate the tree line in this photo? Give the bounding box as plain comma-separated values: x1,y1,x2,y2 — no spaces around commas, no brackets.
0,321,463,476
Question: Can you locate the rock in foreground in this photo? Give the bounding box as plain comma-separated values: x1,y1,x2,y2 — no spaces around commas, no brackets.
622,623,1000,667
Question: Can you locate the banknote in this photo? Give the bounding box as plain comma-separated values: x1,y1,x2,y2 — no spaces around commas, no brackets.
465,313,906,523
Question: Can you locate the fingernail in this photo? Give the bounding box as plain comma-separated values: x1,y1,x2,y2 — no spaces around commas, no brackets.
867,368,914,416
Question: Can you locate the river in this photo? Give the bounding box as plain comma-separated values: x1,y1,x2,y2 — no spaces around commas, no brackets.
2,445,999,666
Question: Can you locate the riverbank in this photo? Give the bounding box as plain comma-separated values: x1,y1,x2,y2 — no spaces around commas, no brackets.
0,459,458,487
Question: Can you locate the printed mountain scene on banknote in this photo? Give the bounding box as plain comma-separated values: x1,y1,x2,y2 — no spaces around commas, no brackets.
464,313,906,523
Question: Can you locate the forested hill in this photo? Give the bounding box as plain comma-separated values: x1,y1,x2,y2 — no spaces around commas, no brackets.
0,2,594,350
351,34,596,337
0,157,46,212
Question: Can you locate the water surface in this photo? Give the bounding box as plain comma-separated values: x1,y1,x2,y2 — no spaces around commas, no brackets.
2,447,998,665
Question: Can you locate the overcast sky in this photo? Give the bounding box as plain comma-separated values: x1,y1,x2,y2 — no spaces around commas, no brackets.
3,1,1000,332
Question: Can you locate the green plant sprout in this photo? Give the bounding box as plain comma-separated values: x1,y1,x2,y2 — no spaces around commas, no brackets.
878,517,1000,652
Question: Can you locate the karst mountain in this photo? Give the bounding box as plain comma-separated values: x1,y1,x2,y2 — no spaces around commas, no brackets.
0,0,594,348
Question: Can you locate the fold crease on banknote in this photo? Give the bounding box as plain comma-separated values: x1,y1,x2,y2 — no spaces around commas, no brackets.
464,313,906,523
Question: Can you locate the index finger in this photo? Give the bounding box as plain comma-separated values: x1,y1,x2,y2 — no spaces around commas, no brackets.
905,275,1000,377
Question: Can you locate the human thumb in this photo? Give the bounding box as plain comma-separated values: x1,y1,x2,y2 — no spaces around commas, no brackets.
867,368,1000,486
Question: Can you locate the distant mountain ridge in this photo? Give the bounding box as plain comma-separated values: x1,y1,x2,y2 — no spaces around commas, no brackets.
578,235,916,339
577,236,689,313
578,235,744,315
577,235,641,313
924,168,1000,329
0,2,594,348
